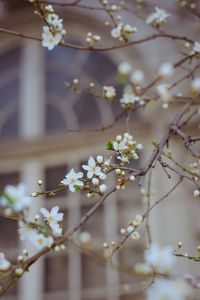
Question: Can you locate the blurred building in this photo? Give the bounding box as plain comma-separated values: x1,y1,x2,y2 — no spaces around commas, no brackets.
0,1,199,300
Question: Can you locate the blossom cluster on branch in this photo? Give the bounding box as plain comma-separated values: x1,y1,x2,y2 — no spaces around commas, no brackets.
0,0,200,299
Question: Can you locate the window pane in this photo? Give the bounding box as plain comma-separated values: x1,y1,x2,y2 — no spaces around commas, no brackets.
0,47,21,141
83,52,116,83
0,47,21,73
46,103,66,133
0,110,19,141
44,254,68,292
81,251,106,289
73,94,101,128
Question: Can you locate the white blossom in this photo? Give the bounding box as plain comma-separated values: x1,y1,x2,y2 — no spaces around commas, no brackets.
99,184,107,193
136,143,143,150
118,62,132,76
42,26,62,51
40,206,63,237
120,93,140,105
103,86,116,98
103,156,112,168
96,155,103,164
92,178,99,187
29,231,54,250
80,232,91,247
159,63,174,79
45,5,54,13
191,77,200,94
131,231,140,240
123,24,137,34
146,278,191,300
50,222,63,237
116,135,122,141
40,206,63,225
193,189,200,197
146,7,171,26
130,70,144,85
145,243,175,273
193,41,200,53
157,84,171,102
82,156,102,179
18,220,34,241
134,263,152,275
61,168,84,192
113,140,128,152
117,155,129,163
99,172,107,180
0,183,32,212
127,225,134,233
130,175,135,181
46,13,60,26
133,214,142,226
0,252,10,271
111,25,122,38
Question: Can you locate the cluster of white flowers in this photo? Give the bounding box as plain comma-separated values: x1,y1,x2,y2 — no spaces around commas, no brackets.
82,156,104,179
117,63,144,101
126,214,142,240
146,278,191,300
41,206,64,237
61,156,108,196
18,205,64,250
83,156,108,194
111,23,137,40
0,183,32,213
0,252,11,271
42,5,66,50
145,243,175,273
102,86,116,99
86,32,101,47
146,7,171,26
27,231,54,250
110,133,143,164
120,92,140,106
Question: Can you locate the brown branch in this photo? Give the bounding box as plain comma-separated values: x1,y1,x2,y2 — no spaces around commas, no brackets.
0,27,194,52
110,177,183,258
0,103,196,295
170,125,200,158
145,169,152,245
189,136,200,142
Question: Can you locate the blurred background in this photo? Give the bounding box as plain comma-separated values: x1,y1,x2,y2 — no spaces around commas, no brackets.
0,0,200,299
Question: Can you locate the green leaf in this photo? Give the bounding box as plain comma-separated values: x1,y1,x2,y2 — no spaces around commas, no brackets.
74,185,81,192
64,81,70,87
193,257,200,262
38,224,49,235
152,140,158,146
106,140,113,150
2,192,15,207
